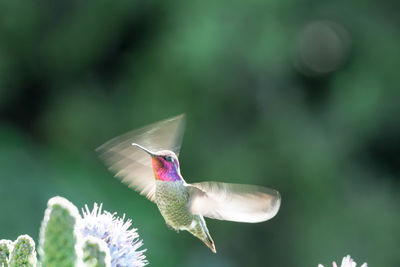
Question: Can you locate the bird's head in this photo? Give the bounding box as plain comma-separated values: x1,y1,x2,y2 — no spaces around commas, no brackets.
132,143,181,182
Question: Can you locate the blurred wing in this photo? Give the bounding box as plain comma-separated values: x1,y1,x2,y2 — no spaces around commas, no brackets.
96,114,186,202
188,182,281,223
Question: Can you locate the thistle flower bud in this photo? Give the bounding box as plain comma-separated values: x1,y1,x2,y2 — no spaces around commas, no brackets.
82,236,111,267
39,196,83,267
318,255,367,267
80,203,148,267
0,239,13,267
9,235,37,267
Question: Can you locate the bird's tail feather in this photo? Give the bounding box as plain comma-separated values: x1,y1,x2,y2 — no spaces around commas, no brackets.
202,232,216,253
195,215,217,253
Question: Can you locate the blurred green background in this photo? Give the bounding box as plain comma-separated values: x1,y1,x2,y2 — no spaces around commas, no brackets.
0,0,399,266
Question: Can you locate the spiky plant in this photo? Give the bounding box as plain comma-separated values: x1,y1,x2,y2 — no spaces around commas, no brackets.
39,196,82,267
1,196,148,267
80,203,148,267
318,255,368,267
81,236,111,267
8,235,37,267
0,239,13,267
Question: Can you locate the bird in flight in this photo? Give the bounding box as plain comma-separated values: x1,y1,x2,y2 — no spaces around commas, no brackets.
97,114,281,253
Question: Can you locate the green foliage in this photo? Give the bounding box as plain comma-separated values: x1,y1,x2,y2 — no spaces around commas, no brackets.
39,197,81,267
0,239,13,267
8,235,37,267
82,237,111,267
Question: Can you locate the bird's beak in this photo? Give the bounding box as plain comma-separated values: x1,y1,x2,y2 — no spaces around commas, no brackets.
132,143,157,157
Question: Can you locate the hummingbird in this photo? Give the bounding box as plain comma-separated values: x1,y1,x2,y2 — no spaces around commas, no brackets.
97,114,281,253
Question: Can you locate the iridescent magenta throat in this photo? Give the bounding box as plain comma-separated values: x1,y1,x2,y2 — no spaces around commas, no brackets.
152,157,181,182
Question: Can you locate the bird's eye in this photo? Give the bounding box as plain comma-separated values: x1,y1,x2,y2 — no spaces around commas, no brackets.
165,156,174,162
